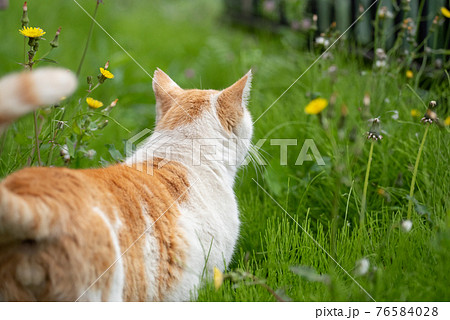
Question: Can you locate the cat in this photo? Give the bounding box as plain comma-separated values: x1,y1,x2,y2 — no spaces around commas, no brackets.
0,67,253,301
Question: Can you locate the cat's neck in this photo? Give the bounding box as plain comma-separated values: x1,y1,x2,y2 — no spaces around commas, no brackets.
125,129,242,186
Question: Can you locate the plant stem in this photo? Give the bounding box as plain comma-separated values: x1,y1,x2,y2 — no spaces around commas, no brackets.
76,2,100,77
33,111,42,166
360,141,374,229
407,124,429,220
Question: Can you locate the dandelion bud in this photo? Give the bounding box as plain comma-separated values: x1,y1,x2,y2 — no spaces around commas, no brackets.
87,76,93,86
401,0,411,12
311,14,318,31
213,267,224,290
367,118,383,141
21,2,29,27
50,27,61,48
433,16,439,25
98,119,109,129
110,98,118,108
363,93,371,107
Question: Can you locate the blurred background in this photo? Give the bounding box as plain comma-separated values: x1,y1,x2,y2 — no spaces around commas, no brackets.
0,0,449,301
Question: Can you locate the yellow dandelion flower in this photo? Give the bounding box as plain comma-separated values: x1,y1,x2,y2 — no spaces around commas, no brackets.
305,98,328,115
410,109,420,118
406,70,413,79
19,26,46,38
100,67,114,79
86,97,104,109
445,116,450,126
441,7,450,18
213,267,224,290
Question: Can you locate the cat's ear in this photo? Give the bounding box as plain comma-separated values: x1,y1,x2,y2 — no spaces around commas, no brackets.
152,68,183,122
216,70,252,132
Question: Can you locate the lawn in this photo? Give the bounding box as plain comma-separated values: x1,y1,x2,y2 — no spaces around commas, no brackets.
0,0,449,301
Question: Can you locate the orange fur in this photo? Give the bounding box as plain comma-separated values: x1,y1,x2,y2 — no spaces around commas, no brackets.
156,89,217,130
0,159,189,301
0,68,251,301
216,74,249,133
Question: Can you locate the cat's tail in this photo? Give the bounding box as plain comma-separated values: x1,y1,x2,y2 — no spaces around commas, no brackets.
0,67,77,131
0,183,59,244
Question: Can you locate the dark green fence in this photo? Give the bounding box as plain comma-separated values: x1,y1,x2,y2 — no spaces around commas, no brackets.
224,0,450,53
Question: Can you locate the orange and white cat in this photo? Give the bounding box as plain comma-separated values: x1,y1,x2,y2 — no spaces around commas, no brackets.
0,67,253,301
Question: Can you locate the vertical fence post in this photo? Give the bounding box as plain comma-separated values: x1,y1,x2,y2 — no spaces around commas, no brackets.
379,0,395,49
317,0,332,32
335,0,351,37
355,0,373,45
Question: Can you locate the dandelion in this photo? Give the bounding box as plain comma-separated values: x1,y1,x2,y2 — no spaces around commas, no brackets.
406,70,413,79
305,98,328,115
361,118,382,229
85,149,97,160
391,110,399,120
366,118,383,141
315,36,330,48
375,60,387,68
60,144,70,163
213,267,224,290
410,109,420,118
378,6,394,19
355,258,370,276
445,116,450,126
401,220,413,232
407,101,437,220
86,97,103,109
421,100,438,124
441,7,450,18
100,67,114,79
19,26,46,38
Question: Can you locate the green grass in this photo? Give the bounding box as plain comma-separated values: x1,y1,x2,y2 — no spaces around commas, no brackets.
1,0,449,301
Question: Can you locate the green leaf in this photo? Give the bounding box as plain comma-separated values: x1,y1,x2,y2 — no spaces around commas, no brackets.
36,58,58,64
65,137,75,158
290,266,331,284
106,144,124,162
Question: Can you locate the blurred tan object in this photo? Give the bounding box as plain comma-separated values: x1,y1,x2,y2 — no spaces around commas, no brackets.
0,0,8,10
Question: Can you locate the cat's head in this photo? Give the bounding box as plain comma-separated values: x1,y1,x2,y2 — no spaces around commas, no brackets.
152,69,253,167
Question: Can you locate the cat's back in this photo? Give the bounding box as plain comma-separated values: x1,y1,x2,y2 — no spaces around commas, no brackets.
0,160,191,301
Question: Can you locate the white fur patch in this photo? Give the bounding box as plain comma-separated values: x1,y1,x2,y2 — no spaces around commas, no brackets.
92,207,124,302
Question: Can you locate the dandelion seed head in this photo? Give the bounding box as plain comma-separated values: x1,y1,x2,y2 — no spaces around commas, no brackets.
355,258,370,276
401,220,413,232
